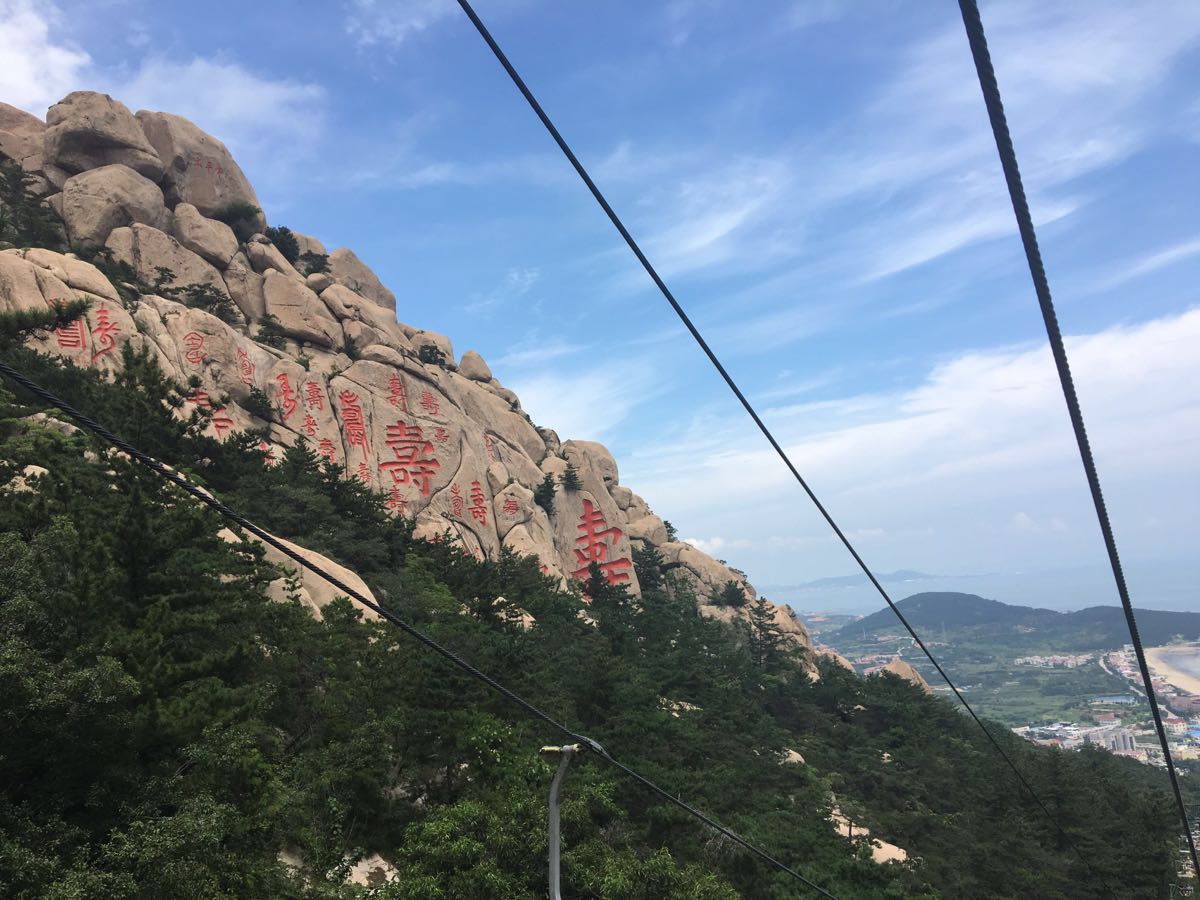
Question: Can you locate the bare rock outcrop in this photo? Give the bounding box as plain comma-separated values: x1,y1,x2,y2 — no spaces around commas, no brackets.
3,89,817,658
882,656,933,694
44,92,164,181
136,110,263,225
0,102,46,171
106,223,226,294
328,246,396,311
172,202,239,268
459,350,492,382
262,270,342,348
61,164,169,246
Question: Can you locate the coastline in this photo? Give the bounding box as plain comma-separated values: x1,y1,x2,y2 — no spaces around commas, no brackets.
1145,645,1200,696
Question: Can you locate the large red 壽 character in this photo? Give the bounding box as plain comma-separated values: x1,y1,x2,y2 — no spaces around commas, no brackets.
90,307,120,362
571,498,632,588
380,421,440,497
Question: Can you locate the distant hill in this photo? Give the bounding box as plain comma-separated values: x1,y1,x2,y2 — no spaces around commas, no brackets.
832,591,1200,650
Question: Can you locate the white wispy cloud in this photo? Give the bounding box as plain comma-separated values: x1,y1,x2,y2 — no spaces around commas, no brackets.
597,0,1200,315
508,357,667,441
624,308,1200,575
0,1,329,213
109,57,326,155
0,1,88,113
493,336,585,370
345,0,455,48
465,266,541,315
1101,237,1200,289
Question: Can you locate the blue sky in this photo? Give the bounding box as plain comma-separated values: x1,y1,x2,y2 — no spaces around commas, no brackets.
4,0,1198,612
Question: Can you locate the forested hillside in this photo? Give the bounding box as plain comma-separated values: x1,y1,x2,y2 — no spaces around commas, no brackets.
0,337,1185,898
0,93,1190,898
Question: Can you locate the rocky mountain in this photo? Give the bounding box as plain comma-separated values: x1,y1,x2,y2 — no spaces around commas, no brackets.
0,90,809,650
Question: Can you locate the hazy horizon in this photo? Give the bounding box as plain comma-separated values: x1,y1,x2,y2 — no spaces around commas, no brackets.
771,558,1198,617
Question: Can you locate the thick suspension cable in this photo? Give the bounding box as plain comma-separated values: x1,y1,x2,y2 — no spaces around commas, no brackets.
957,0,1200,877
0,359,838,900
453,0,1094,870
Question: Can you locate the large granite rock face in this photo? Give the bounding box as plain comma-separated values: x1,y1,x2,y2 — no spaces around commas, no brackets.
44,92,164,181
106,223,226,294
0,102,46,170
172,202,239,268
136,110,263,225
3,90,814,658
262,270,342,348
61,164,169,247
328,247,396,311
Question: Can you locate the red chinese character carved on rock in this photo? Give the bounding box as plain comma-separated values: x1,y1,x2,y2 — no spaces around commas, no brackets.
211,411,234,438
303,413,317,437
183,331,206,366
380,421,440,497
356,462,372,484
275,373,297,421
90,307,120,362
434,426,449,444
188,388,212,408
338,391,369,461
502,497,520,516
571,498,632,588
483,435,497,461
386,374,408,411
469,480,488,527
385,488,407,513
450,483,464,517
318,438,336,462
54,317,86,351
418,389,440,416
304,381,324,410
236,347,255,385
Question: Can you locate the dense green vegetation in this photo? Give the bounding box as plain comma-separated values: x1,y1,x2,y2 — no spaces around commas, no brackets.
0,341,1189,898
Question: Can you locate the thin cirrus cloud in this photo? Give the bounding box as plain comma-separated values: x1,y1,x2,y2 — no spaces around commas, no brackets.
600,1,1200,305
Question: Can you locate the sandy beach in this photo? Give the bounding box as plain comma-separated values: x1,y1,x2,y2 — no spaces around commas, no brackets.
1145,645,1200,696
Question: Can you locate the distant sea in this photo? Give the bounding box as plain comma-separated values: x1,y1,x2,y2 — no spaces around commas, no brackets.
1158,648,1200,680
764,562,1198,616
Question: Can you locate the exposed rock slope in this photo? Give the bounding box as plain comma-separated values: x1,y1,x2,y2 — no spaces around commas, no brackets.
0,90,811,651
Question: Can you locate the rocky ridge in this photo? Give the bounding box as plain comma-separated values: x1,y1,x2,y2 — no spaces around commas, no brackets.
0,90,811,652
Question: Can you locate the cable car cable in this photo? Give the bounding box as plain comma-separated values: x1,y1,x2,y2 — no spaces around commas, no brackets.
957,0,1200,877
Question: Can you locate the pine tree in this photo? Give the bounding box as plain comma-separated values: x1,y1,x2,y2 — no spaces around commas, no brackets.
714,579,747,608
533,472,556,514
746,595,785,669
561,462,581,492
